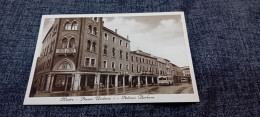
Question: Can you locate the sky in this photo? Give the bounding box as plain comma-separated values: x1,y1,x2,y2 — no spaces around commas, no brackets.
41,15,189,67
103,15,189,67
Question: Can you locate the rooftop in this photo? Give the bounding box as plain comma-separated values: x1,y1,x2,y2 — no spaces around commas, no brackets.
102,26,130,42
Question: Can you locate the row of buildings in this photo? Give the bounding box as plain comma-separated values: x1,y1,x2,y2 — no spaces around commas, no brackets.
31,17,191,93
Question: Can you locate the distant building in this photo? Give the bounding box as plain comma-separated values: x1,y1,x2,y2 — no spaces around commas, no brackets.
171,64,183,83
181,66,191,83
31,17,188,94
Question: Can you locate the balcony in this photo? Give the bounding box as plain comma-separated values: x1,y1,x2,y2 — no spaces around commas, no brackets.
141,71,154,75
56,48,76,55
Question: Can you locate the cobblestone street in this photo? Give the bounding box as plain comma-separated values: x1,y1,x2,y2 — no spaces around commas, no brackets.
34,83,193,97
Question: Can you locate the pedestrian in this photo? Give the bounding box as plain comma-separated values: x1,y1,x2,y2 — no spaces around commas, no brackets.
81,84,86,91
133,79,136,87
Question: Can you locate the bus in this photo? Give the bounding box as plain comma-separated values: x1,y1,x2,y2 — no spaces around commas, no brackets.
158,76,173,86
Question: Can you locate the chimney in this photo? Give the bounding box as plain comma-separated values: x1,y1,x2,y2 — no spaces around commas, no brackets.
115,29,117,33
127,35,129,40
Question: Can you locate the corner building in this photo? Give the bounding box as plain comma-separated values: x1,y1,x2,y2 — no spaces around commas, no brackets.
32,17,180,93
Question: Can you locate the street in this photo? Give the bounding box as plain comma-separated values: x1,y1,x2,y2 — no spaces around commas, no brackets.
34,83,193,97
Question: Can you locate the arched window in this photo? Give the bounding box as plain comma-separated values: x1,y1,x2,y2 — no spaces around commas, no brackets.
87,40,91,51
88,25,92,33
120,50,122,59
65,21,71,30
62,38,68,48
103,45,107,55
92,42,96,52
69,38,75,48
71,21,78,30
93,27,97,35
126,52,128,60
94,17,98,22
112,48,115,57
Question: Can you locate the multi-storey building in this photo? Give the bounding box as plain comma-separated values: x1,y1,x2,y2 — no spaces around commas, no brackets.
130,50,158,86
31,17,188,94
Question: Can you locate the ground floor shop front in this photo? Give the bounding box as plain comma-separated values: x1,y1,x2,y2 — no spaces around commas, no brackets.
33,72,160,93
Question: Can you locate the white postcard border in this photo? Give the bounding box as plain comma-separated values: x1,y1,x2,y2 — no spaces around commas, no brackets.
24,12,199,105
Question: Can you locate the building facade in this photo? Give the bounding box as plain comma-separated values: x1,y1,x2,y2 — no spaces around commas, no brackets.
181,66,191,83
31,17,188,94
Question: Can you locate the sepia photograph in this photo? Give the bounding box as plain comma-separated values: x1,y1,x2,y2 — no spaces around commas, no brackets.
24,12,199,105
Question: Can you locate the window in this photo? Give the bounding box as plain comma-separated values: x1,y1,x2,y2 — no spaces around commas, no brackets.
132,64,134,72
92,42,96,52
50,41,54,52
87,40,91,51
46,45,49,54
104,33,108,40
112,37,116,43
120,40,122,45
143,58,144,63
120,50,122,59
139,58,141,63
43,62,45,69
112,48,115,57
93,17,98,22
47,59,50,67
120,63,123,70
71,21,78,30
88,25,92,33
65,21,71,30
85,58,90,66
54,26,57,32
91,59,95,67
50,44,53,53
136,57,138,62
103,61,107,68
136,65,139,72
131,56,134,61
126,65,129,70
62,38,68,48
111,62,115,69
126,52,128,60
126,43,128,48
93,27,97,35
69,38,75,48
103,45,107,55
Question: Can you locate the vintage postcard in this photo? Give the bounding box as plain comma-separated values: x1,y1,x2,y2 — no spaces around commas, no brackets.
24,12,199,105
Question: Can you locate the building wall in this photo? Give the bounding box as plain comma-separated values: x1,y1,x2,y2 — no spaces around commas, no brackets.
51,18,82,72
130,50,157,76
77,17,102,72
35,18,59,75
100,27,131,74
